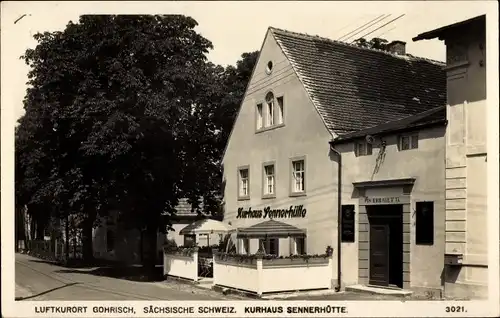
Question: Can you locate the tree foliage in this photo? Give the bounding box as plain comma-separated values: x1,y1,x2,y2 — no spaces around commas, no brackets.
353,37,389,51
15,15,258,270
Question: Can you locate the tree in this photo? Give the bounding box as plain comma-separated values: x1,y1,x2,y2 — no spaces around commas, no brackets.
18,15,218,272
176,51,259,218
353,37,389,51
16,15,259,273
218,51,259,146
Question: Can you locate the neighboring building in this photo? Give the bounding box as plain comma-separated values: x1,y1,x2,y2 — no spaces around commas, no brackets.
222,27,446,292
331,106,446,293
93,198,220,263
414,14,488,299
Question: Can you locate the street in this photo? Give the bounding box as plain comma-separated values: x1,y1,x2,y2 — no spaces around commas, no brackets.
15,253,237,301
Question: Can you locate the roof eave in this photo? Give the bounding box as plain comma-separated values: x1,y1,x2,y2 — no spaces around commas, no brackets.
330,119,447,145
413,14,486,42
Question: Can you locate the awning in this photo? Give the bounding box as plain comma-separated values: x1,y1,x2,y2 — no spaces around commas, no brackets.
179,219,232,235
236,219,306,238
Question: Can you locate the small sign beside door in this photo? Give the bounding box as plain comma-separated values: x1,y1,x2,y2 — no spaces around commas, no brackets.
341,205,355,242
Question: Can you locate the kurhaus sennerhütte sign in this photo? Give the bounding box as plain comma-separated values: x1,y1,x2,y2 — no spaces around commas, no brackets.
236,206,307,219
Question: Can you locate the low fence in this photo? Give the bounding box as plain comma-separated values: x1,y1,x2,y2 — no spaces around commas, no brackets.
24,240,82,262
163,247,199,282
213,253,333,296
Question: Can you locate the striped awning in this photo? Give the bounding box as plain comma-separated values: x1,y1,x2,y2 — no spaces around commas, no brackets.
236,219,306,238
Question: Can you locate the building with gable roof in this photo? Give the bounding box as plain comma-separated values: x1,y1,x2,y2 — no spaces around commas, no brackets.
93,198,221,264
414,14,488,299
222,27,447,294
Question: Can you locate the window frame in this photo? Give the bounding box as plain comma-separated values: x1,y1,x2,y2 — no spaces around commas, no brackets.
262,161,276,199
399,133,419,151
265,92,275,127
276,95,284,125
256,103,263,130
255,91,285,133
355,141,373,156
290,156,307,197
237,165,250,201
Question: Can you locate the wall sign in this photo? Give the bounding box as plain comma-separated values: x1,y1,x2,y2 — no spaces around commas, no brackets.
361,196,410,206
236,205,307,219
341,205,355,243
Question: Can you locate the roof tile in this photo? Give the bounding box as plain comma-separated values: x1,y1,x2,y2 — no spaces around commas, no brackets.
269,27,447,135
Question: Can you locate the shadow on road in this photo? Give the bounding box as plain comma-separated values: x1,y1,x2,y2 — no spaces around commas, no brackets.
55,265,164,283
28,258,124,269
16,282,80,301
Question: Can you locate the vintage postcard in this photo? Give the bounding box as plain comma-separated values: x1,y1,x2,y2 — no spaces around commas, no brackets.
1,1,499,317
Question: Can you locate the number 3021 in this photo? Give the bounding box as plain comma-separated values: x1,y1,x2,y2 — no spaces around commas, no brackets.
446,306,466,313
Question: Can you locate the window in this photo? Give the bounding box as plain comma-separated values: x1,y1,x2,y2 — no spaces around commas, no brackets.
266,61,273,74
259,238,279,255
266,92,274,126
256,103,263,129
256,92,285,131
356,141,373,156
291,159,305,194
415,201,434,245
399,133,418,151
184,234,196,247
263,164,275,196
238,167,250,199
277,96,284,125
293,237,306,255
106,230,115,252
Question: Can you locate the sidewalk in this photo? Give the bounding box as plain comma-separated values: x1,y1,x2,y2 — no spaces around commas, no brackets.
15,284,33,300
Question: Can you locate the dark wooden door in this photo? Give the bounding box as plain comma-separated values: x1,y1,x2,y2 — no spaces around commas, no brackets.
369,224,390,286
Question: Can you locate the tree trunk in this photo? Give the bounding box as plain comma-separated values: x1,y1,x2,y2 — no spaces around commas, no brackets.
142,224,158,279
82,217,94,264
65,214,70,262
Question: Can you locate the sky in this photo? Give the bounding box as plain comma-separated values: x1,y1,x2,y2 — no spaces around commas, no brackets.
0,1,495,122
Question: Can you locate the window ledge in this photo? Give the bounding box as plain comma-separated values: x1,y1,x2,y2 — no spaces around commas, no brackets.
262,194,276,200
256,123,285,134
237,196,250,201
289,192,306,198
399,148,418,152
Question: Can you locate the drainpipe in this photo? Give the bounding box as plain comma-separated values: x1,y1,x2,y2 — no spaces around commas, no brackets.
329,141,342,292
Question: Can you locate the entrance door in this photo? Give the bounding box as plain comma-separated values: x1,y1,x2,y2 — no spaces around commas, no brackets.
369,224,390,286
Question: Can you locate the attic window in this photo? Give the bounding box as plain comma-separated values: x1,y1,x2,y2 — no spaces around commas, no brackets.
266,61,273,74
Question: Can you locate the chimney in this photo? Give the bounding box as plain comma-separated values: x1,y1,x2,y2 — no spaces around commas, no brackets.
386,40,406,55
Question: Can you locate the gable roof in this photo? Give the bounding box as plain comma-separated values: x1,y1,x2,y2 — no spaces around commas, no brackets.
413,15,486,42
331,105,446,144
269,27,447,135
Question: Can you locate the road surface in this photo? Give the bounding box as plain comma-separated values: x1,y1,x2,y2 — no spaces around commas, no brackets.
15,253,237,301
